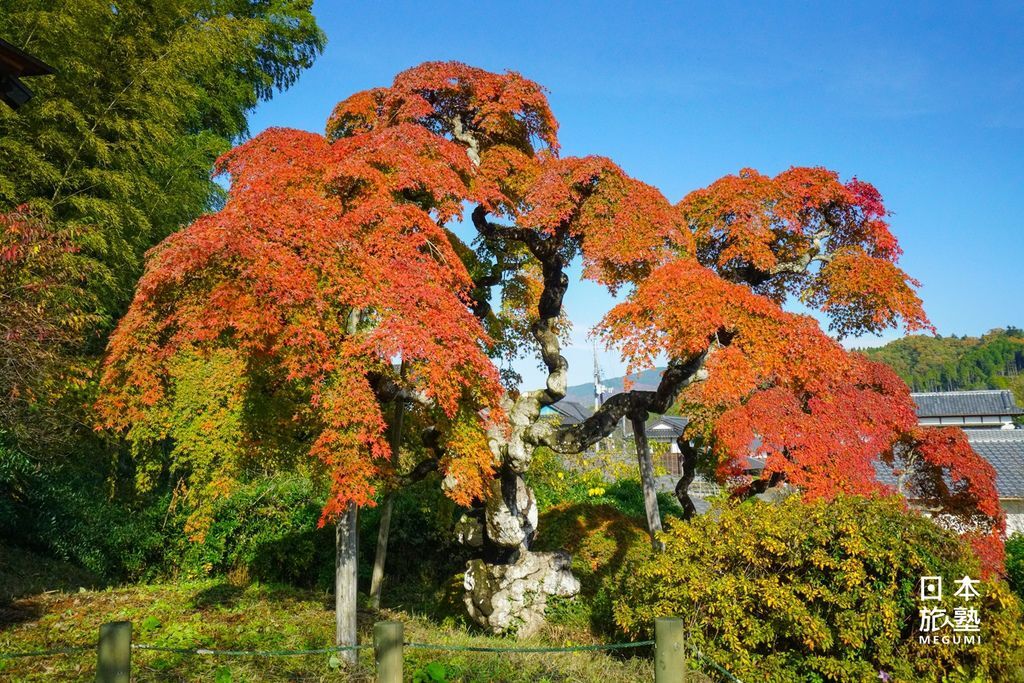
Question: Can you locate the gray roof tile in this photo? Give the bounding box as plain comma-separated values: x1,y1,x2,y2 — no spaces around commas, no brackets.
548,400,593,424
874,429,1024,499
911,390,1023,418
966,430,1024,499
649,416,689,435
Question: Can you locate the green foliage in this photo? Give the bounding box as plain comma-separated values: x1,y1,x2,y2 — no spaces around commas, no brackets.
358,478,466,589
0,0,324,323
0,0,323,457
161,474,335,587
0,1,325,582
862,327,1024,409
2,440,469,595
0,436,167,580
1007,533,1024,602
534,502,652,635
413,661,451,682
612,496,1024,682
527,446,683,520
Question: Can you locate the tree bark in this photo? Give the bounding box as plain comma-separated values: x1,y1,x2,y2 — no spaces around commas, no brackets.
674,435,700,519
369,391,405,611
630,415,664,551
335,502,359,666
368,497,393,611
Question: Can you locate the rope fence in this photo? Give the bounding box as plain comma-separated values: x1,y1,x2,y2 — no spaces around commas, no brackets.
131,643,371,656
1,618,743,682
402,639,654,653
694,646,745,683
0,645,92,660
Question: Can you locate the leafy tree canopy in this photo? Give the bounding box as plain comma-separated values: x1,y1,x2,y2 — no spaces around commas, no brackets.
99,62,1006,627
0,0,323,322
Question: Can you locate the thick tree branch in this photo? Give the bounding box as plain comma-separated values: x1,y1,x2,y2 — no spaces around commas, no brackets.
534,348,711,453
472,205,571,408
728,219,837,287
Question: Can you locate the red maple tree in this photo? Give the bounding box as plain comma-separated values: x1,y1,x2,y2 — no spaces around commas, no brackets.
99,62,1004,639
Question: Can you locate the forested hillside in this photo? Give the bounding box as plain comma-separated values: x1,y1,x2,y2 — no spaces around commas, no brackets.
859,328,1024,402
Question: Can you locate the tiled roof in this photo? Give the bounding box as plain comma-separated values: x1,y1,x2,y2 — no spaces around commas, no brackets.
966,430,1024,499
911,390,1023,418
874,429,1024,499
547,400,593,425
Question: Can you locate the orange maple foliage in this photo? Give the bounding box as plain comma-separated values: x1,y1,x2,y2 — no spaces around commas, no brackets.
99,62,1004,572
99,121,504,524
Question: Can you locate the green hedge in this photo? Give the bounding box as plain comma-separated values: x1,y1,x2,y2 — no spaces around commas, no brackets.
612,496,1024,682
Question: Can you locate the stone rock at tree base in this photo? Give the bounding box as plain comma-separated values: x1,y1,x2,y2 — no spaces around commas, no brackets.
463,550,580,636
454,513,484,548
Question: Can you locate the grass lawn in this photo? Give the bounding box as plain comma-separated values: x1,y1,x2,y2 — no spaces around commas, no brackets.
0,563,660,681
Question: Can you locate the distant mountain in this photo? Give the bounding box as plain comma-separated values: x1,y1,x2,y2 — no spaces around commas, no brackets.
563,366,667,405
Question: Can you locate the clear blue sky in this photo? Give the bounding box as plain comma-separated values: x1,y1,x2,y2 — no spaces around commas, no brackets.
248,1,1023,389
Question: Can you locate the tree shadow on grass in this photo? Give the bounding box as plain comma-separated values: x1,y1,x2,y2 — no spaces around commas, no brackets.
0,543,102,626
533,501,653,638
189,582,245,609
0,600,42,629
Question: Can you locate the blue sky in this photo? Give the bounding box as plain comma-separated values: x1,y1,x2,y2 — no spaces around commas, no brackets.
248,1,1023,389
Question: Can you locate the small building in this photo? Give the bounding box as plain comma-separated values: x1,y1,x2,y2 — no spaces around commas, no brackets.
912,390,1023,429
0,37,55,110
648,415,689,451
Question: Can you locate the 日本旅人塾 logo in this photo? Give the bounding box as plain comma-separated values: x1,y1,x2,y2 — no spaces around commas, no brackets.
916,575,982,646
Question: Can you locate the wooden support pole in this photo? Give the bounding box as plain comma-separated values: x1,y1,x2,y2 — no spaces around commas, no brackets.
631,415,664,551
96,621,131,683
654,616,686,683
370,375,406,611
374,620,404,683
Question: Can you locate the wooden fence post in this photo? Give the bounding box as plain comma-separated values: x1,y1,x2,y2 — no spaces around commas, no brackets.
374,620,403,683
96,620,132,683
654,616,686,682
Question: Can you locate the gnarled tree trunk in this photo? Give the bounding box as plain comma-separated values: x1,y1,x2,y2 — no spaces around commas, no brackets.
459,208,716,636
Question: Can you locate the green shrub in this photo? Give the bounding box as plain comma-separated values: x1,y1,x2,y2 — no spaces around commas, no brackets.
1008,533,1024,602
161,475,335,587
527,446,684,520
2,428,468,593
0,439,167,581
612,495,1024,682
358,478,468,592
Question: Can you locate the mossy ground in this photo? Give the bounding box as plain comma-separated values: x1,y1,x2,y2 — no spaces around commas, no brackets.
0,547,657,682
